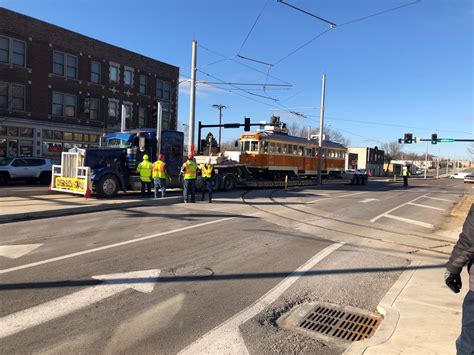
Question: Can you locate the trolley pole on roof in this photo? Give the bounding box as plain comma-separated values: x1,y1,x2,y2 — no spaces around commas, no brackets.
188,40,197,152
317,74,326,185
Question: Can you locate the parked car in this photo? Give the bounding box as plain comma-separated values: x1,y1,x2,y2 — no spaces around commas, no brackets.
464,174,474,184
450,172,469,179
0,157,52,185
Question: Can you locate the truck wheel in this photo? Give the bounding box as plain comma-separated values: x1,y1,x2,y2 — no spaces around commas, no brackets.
0,173,9,185
39,171,52,185
97,175,119,198
223,174,236,191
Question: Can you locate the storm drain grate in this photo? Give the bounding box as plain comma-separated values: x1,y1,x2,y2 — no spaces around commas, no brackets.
298,305,381,342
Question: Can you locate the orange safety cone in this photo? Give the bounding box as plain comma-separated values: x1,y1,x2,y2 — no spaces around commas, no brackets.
84,187,91,199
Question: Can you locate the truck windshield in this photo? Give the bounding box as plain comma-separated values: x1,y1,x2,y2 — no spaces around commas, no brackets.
106,138,132,148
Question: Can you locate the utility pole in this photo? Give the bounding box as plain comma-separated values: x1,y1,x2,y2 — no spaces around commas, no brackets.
188,40,197,152
424,141,428,179
156,101,162,156
317,74,326,185
212,104,228,153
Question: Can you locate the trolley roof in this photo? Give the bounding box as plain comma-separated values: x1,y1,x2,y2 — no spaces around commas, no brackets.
241,131,346,149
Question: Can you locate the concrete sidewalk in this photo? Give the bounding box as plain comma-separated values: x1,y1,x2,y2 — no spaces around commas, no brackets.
346,200,471,355
0,191,183,224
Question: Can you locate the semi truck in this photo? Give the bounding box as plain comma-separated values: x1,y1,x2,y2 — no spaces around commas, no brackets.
51,129,184,197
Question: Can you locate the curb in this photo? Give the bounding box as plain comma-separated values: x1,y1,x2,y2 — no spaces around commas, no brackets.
0,196,182,224
343,261,420,355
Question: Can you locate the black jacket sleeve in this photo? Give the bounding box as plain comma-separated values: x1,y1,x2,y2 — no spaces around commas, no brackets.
446,205,474,274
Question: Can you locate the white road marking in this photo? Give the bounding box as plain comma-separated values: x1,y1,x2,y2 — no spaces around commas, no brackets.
359,198,379,203
370,195,424,223
178,242,344,354
0,215,258,275
0,269,160,339
0,244,43,259
407,202,445,211
423,196,456,203
305,191,367,204
382,214,434,228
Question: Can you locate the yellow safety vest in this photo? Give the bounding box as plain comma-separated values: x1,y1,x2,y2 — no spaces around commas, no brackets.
137,160,152,182
183,161,197,180
201,164,213,178
152,160,167,179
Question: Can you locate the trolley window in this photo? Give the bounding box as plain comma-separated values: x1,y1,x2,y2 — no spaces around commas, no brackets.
250,140,259,152
243,141,250,152
269,142,276,153
262,141,269,154
282,144,287,154
276,143,282,154
299,146,304,156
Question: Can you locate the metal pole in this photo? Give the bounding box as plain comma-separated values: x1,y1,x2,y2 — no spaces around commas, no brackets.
446,156,449,175
317,74,326,185
197,121,202,155
218,108,222,153
156,101,162,156
188,40,197,151
424,141,428,179
120,104,126,133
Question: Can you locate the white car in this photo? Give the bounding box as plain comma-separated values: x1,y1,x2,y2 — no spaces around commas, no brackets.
450,172,469,179
0,157,52,185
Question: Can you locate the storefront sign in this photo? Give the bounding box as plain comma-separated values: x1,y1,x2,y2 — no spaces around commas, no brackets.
54,177,87,193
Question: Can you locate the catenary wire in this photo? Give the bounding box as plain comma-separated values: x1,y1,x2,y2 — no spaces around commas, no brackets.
237,0,271,55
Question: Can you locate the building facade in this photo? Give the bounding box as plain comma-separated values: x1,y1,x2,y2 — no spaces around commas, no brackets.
0,8,179,160
346,147,385,176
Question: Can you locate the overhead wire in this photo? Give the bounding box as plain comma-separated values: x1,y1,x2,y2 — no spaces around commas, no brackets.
237,0,271,55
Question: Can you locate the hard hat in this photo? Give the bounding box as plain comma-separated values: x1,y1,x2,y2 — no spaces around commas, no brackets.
205,157,211,164
143,154,149,161
188,153,194,159
158,153,165,160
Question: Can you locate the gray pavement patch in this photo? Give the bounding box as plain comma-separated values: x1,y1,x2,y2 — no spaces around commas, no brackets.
239,245,409,355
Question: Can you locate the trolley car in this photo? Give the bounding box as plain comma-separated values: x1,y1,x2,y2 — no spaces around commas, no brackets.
239,130,346,179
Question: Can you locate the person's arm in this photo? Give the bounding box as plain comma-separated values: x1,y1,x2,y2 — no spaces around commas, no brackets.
445,207,474,293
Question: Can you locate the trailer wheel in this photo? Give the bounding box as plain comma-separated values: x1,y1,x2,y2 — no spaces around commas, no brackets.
39,171,52,185
223,174,236,191
97,174,119,198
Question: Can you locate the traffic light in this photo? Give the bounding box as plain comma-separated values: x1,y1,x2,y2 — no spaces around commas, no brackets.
404,133,413,144
244,117,251,131
398,138,403,144
431,133,438,144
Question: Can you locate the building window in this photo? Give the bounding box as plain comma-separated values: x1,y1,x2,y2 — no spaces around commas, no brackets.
139,107,146,127
53,51,77,79
156,80,171,101
11,84,25,111
0,37,8,63
123,103,132,121
139,75,147,94
91,61,101,84
124,67,133,86
108,99,119,118
0,82,7,109
161,103,170,129
12,40,25,67
0,36,26,67
89,98,100,120
52,92,76,117
0,82,25,111
109,62,120,82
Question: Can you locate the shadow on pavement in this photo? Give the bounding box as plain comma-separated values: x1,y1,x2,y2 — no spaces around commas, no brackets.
0,263,446,291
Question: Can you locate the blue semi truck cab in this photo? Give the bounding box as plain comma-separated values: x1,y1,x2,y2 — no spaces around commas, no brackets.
51,129,184,198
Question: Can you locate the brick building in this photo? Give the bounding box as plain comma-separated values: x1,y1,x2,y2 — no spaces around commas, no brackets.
0,8,179,160
346,147,385,176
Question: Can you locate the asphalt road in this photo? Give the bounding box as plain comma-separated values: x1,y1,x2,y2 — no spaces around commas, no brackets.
0,177,469,354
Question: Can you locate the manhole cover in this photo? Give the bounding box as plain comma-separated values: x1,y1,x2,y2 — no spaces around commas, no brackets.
298,304,381,342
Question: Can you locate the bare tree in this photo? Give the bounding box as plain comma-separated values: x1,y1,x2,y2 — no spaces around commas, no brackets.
468,143,474,156
287,123,351,146
220,140,239,152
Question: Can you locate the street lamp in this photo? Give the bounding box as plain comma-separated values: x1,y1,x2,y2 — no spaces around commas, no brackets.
212,104,228,153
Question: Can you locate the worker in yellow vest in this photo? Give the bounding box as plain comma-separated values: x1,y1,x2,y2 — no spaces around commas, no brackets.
137,154,152,197
180,153,197,203
152,153,170,198
200,157,214,203
402,165,410,188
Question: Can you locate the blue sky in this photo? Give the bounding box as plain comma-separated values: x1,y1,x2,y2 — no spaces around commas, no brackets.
3,0,473,159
